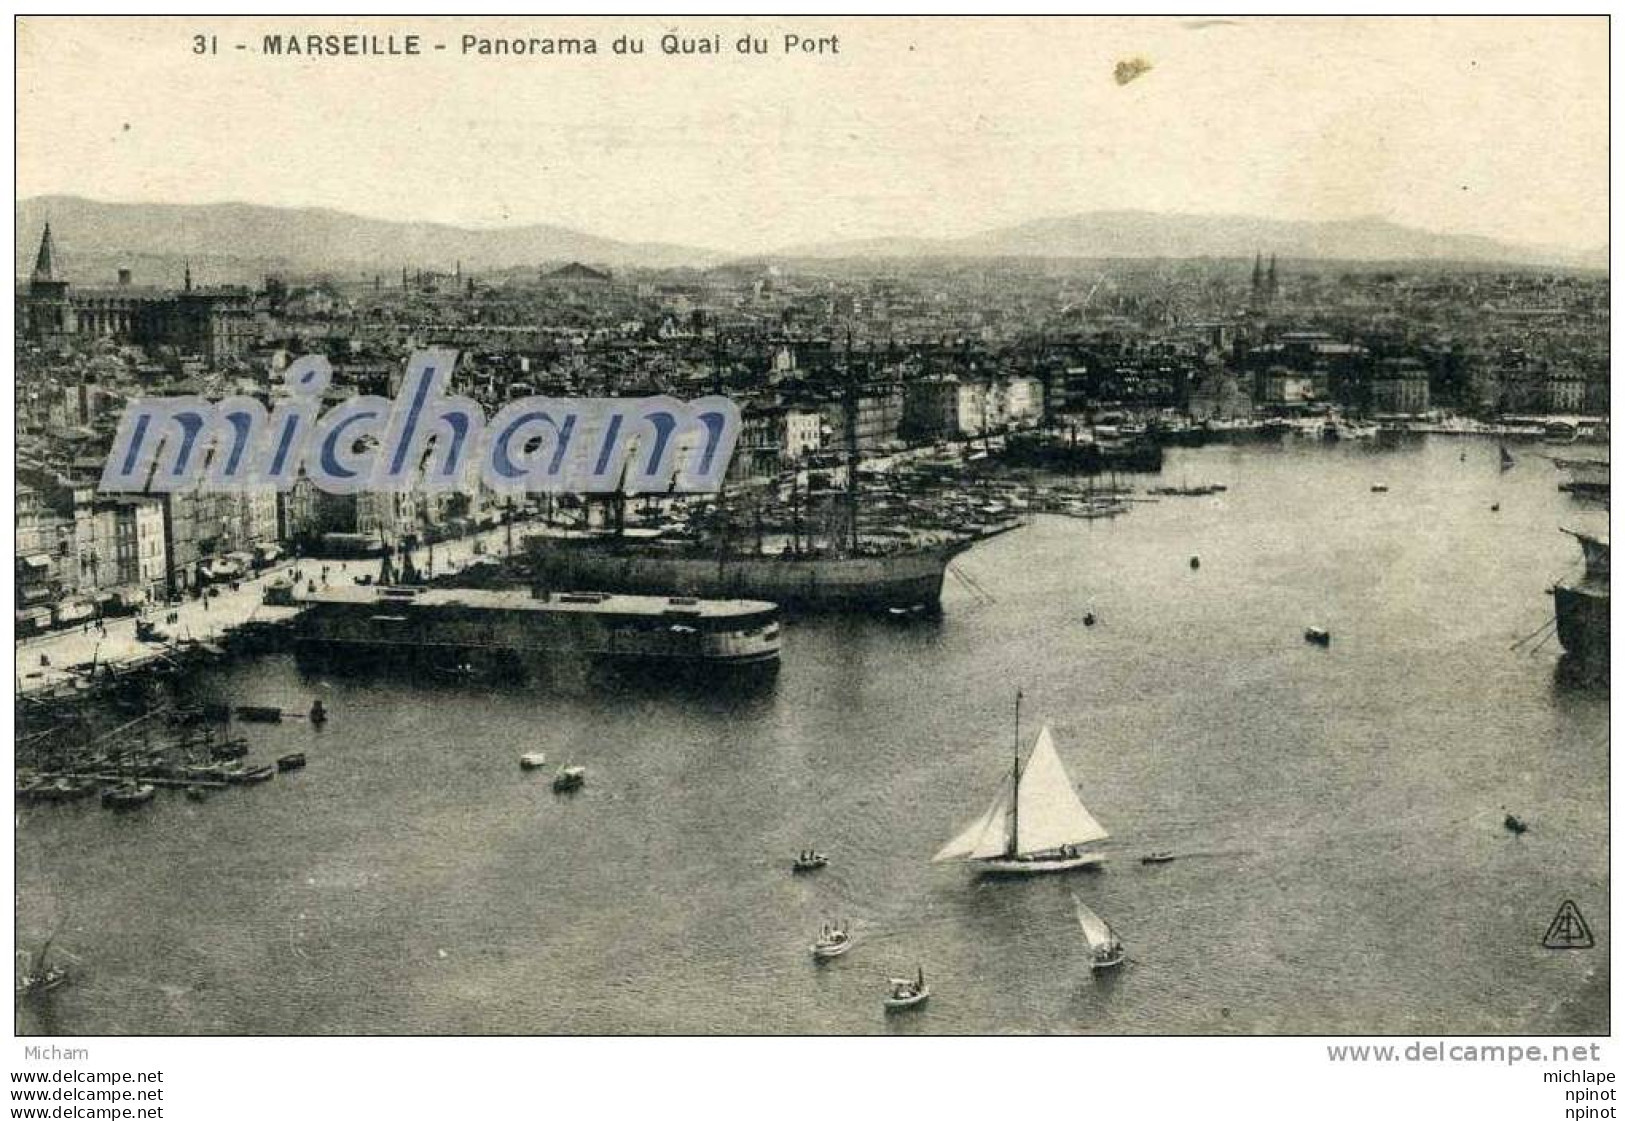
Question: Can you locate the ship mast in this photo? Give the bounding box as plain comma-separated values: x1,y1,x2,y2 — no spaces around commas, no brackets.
1009,688,1023,857
843,330,860,555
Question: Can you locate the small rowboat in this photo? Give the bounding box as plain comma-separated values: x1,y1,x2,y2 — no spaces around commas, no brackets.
1304,627,1331,647
235,764,276,785
16,964,69,996
519,752,548,770
211,738,250,760
792,851,828,873
552,766,586,793
883,967,930,1011
811,922,852,960
101,782,156,809
276,753,306,772
1140,851,1175,865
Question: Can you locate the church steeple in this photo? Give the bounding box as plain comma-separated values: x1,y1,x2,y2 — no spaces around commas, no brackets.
184,259,193,292
32,222,57,283
1266,254,1278,299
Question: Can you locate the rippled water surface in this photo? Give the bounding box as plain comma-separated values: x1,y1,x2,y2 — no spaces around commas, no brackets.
17,437,1609,1034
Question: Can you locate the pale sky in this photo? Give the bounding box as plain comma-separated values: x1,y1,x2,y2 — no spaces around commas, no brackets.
16,16,1610,254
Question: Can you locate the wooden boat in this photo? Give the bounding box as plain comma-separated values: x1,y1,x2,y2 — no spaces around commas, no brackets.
1140,851,1175,865
184,785,209,802
15,941,70,997
519,752,549,770
1304,627,1332,647
883,967,930,1010
933,695,1110,876
1370,483,1389,493
1073,894,1125,971
792,850,829,873
235,705,283,723
276,753,307,772
811,921,852,959
1189,556,1201,570
211,738,250,760
233,764,276,785
101,782,156,809
1504,814,1529,835
30,777,98,803
552,765,586,792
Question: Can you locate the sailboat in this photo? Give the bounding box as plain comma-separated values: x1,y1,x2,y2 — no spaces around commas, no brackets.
932,696,1111,875
1072,894,1125,970
1499,444,1516,471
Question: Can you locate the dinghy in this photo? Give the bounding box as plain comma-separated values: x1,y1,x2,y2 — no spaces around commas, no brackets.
811,921,852,959
883,967,930,1010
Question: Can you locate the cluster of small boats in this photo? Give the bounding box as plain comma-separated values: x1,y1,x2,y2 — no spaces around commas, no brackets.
787,697,1131,1013
518,752,587,793
16,699,321,813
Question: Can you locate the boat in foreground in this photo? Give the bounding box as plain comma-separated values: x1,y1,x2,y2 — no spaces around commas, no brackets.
792,850,829,873
933,697,1111,876
1073,894,1125,971
552,765,586,793
883,967,930,1010
15,941,70,997
811,921,852,959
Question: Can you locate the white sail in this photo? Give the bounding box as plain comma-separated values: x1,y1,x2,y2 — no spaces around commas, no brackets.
932,776,1014,863
1072,894,1117,953
1013,726,1108,855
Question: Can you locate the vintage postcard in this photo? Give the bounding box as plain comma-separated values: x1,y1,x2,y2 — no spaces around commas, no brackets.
12,15,1608,1060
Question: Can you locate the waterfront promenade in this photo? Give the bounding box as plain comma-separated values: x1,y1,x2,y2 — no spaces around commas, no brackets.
15,522,525,697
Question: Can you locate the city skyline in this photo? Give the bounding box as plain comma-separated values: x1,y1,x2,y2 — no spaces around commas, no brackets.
17,17,1609,257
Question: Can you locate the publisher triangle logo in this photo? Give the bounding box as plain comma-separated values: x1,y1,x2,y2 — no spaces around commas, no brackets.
1543,900,1594,949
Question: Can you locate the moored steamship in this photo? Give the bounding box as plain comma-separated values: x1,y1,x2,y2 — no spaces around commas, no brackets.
293,585,780,671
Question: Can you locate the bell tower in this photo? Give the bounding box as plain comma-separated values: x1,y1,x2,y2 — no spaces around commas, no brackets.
25,223,71,336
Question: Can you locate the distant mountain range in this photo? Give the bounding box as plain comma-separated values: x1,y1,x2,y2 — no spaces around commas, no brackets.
15,196,1605,283
780,212,1606,270
14,196,721,284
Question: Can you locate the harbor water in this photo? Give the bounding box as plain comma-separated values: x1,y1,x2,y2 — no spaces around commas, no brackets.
16,436,1608,1035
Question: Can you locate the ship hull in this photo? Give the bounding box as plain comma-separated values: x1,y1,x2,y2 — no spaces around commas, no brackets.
526,543,962,612
972,850,1107,876
1553,583,1609,668
292,587,781,676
